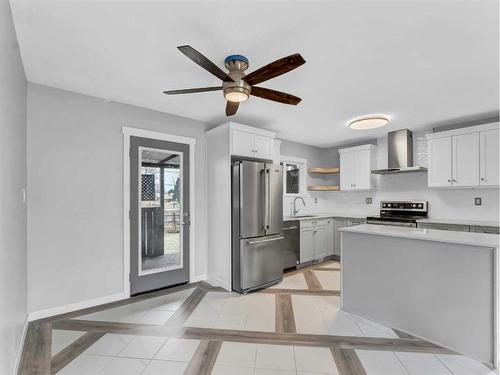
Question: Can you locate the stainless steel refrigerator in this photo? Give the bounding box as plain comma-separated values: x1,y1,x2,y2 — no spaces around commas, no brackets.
232,161,284,294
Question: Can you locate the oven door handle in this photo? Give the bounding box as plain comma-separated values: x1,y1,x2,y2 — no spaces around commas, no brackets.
367,220,416,228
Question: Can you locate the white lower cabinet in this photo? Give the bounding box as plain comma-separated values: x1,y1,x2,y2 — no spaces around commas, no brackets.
299,219,331,263
299,224,314,263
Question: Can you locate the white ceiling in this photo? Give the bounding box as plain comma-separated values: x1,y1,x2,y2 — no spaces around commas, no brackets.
10,0,499,147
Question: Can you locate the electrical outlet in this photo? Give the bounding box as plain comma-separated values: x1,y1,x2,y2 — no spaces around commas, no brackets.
475,197,482,206
314,198,318,204
366,197,372,204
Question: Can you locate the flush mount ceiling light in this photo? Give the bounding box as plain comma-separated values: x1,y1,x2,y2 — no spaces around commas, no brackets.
348,115,389,130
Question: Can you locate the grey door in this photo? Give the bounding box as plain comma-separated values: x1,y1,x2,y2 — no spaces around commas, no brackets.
130,136,189,295
239,161,266,238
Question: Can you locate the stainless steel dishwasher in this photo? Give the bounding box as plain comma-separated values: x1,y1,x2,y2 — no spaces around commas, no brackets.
282,220,299,270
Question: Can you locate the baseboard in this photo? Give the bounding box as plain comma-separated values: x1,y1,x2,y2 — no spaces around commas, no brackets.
27,292,128,322
206,275,231,291
190,274,207,283
13,315,29,375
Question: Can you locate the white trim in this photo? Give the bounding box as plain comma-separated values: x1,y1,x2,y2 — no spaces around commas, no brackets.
137,146,184,277
27,292,128,321
208,121,277,138
338,144,377,154
190,274,207,283
122,126,196,297
426,122,499,140
281,155,308,197
206,275,231,291
13,315,29,375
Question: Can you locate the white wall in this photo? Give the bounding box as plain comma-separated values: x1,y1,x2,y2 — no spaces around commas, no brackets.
0,0,27,372
27,83,210,314
281,130,499,221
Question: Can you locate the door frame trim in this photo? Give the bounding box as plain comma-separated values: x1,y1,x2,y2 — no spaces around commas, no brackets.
122,126,196,297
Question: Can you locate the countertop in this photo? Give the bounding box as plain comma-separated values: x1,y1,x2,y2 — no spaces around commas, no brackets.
340,224,500,248
416,218,500,228
283,213,367,221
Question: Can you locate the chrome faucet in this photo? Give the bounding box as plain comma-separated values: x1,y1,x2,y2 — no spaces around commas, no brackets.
293,196,306,216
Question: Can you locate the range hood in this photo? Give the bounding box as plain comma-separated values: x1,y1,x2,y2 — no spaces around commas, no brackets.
371,129,427,175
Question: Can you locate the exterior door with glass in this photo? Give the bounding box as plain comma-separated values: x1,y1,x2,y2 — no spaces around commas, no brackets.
130,136,189,295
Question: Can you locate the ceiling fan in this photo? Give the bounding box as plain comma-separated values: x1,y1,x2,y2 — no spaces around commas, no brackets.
163,45,306,116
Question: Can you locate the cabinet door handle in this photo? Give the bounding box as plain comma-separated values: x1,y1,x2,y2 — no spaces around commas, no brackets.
453,179,457,182
447,179,451,182
481,177,485,181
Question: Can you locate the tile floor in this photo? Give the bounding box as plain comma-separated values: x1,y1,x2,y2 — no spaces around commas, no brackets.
42,262,497,375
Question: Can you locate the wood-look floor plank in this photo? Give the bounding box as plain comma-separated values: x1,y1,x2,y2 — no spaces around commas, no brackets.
393,328,416,339
258,288,339,296
164,286,207,326
276,294,296,333
303,270,323,290
37,281,209,323
315,267,341,271
331,348,367,375
18,321,52,375
51,332,105,374
184,340,222,375
53,319,453,354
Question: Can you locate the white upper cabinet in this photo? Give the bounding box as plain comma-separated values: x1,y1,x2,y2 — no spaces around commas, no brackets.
426,123,499,188
232,129,255,158
480,128,499,186
339,144,376,191
452,133,479,187
339,151,355,190
231,126,275,160
428,137,452,187
253,134,273,158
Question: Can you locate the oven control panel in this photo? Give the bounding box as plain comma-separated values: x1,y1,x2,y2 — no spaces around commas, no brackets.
380,201,427,212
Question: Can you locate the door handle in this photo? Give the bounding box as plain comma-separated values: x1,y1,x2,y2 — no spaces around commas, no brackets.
182,211,190,226
247,236,284,245
283,226,298,230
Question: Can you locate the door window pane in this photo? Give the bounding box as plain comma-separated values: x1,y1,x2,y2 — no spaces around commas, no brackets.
139,148,182,274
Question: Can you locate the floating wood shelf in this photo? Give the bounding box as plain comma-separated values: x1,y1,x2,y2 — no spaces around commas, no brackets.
307,185,340,191
308,167,340,174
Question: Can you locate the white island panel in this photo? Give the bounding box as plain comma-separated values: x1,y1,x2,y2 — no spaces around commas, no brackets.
340,225,499,368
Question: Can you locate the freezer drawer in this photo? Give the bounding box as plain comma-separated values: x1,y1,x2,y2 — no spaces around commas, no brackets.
238,235,284,292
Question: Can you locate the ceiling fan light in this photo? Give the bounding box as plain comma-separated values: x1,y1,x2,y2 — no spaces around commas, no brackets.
225,91,249,102
348,115,389,130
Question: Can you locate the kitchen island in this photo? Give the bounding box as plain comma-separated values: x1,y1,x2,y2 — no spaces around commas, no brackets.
340,224,500,368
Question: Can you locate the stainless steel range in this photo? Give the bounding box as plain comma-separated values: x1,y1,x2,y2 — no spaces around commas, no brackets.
366,201,428,227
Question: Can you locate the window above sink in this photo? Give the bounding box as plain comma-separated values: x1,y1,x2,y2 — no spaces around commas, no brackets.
281,155,307,197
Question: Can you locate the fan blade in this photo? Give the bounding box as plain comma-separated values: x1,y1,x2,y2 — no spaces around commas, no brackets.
226,101,239,116
243,53,305,86
250,86,302,105
163,86,222,95
178,45,233,82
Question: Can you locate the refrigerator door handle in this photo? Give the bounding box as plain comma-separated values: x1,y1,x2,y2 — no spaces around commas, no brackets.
247,235,284,245
263,168,270,230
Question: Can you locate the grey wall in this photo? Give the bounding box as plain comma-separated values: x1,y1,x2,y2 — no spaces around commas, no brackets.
280,139,334,215
0,0,27,373
27,83,210,313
